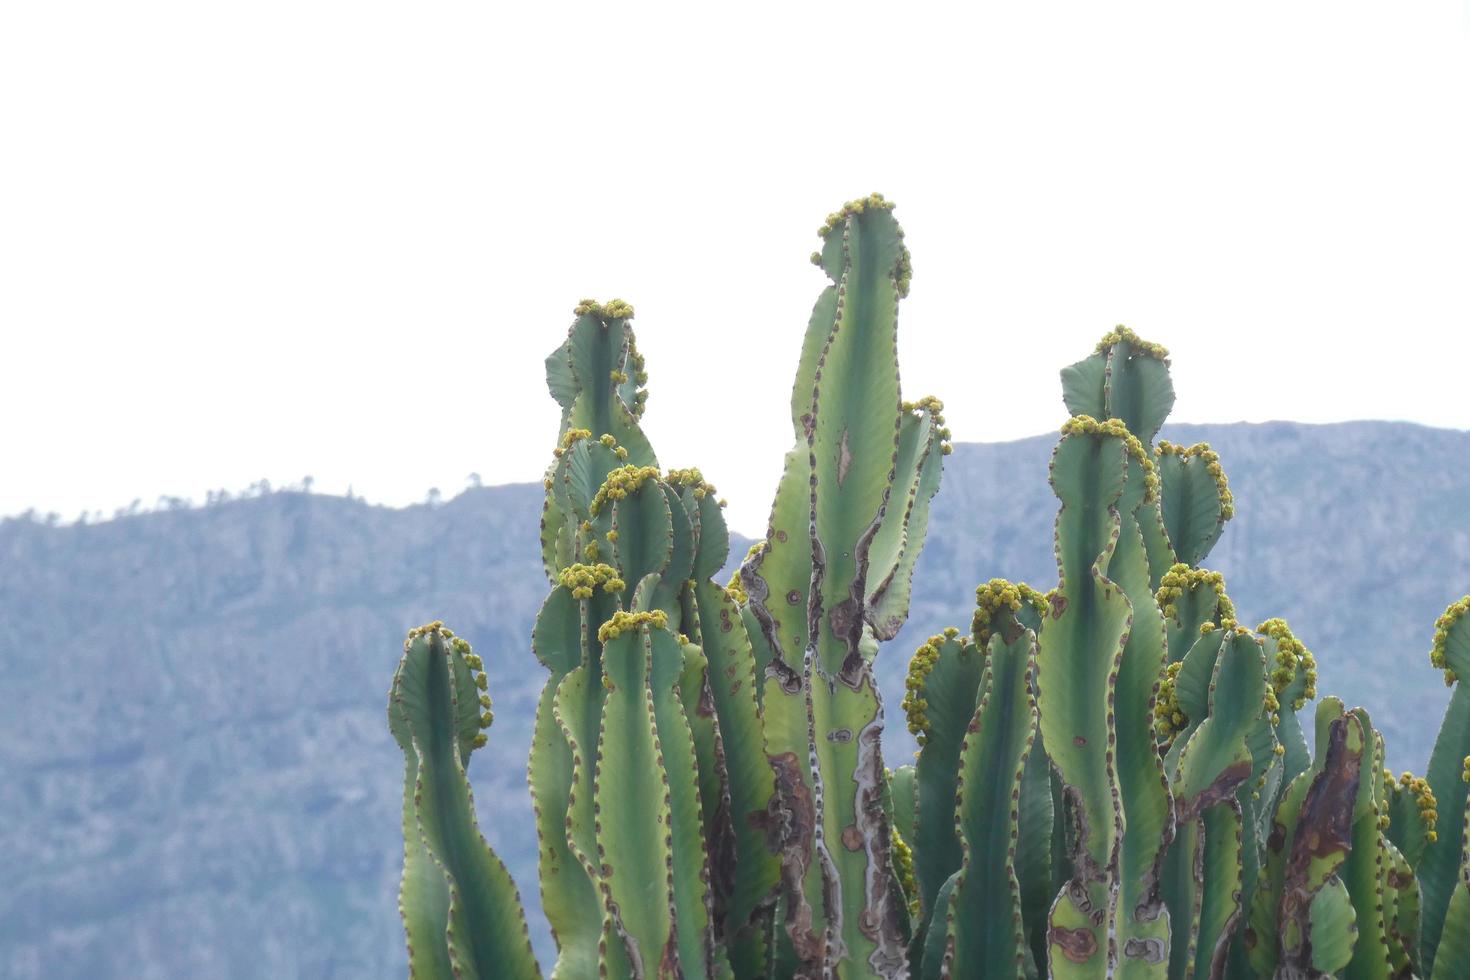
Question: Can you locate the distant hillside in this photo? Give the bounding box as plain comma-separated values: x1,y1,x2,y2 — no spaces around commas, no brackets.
2,420,1467,978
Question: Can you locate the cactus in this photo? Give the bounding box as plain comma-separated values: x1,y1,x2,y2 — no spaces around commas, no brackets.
389,623,541,979
940,586,1042,978
733,194,947,979
531,301,782,978
1419,597,1470,977
388,197,1470,980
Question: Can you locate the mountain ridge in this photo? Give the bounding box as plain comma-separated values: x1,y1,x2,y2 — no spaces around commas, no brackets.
2,419,1467,978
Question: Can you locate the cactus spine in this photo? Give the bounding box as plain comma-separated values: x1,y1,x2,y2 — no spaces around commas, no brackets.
388,197,1470,980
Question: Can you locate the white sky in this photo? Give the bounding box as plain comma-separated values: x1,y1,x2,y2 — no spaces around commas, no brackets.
3,2,1468,536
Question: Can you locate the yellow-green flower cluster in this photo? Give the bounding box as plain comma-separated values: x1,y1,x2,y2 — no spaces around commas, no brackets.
405,619,450,645
552,428,592,459
1059,415,1158,503
903,395,954,455
451,636,494,732
1156,564,1236,628
573,297,635,320
1094,325,1170,363
1154,660,1188,745
623,345,650,418
1264,689,1282,727
890,822,920,919
971,579,1029,648
1018,583,1049,618
590,464,662,515
596,609,669,644
1156,441,1235,520
894,244,913,298
1430,595,1470,686
665,467,717,500
558,563,626,600
811,193,912,297
1462,754,1470,783
816,192,896,238
1398,771,1440,843
903,627,961,743
595,433,631,461
1256,617,1318,710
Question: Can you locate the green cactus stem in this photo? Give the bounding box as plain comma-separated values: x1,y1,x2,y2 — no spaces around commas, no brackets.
540,302,656,583
1384,769,1439,867
1060,327,1174,449
739,195,941,978
1156,565,1236,667
1060,328,1179,586
1258,618,1318,790
1419,595,1470,976
528,301,778,978
1106,430,1174,980
867,397,950,640
1154,441,1235,569
904,627,983,927
1160,628,1268,979
390,624,542,980
1380,833,1420,976
1036,416,1138,978
939,599,1041,978
1290,715,1368,977
1336,707,1393,980
1429,790,1470,980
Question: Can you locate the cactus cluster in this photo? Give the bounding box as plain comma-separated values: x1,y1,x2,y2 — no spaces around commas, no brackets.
388,197,1470,978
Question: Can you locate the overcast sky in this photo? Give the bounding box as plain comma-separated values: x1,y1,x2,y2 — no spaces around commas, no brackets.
3,2,1467,536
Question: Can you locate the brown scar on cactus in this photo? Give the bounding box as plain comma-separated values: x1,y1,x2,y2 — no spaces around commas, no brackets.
1277,716,1363,969
1176,758,1254,822
759,751,822,963
1123,936,1166,964
1051,923,1101,963
850,708,906,969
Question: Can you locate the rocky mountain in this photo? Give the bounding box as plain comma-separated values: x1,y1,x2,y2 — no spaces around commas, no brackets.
2,420,1467,978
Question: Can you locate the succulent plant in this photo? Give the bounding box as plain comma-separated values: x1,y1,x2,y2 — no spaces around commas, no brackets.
387,196,1470,979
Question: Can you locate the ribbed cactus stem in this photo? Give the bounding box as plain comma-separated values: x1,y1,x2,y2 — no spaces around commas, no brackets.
1418,595,1470,976
1154,441,1235,568
940,600,1041,978
527,301,777,978
390,624,542,979
1036,416,1139,978
739,195,943,978
1277,711,1367,978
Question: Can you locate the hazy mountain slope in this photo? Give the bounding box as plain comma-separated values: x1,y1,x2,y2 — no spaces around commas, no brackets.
0,487,552,978
1,420,1466,978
